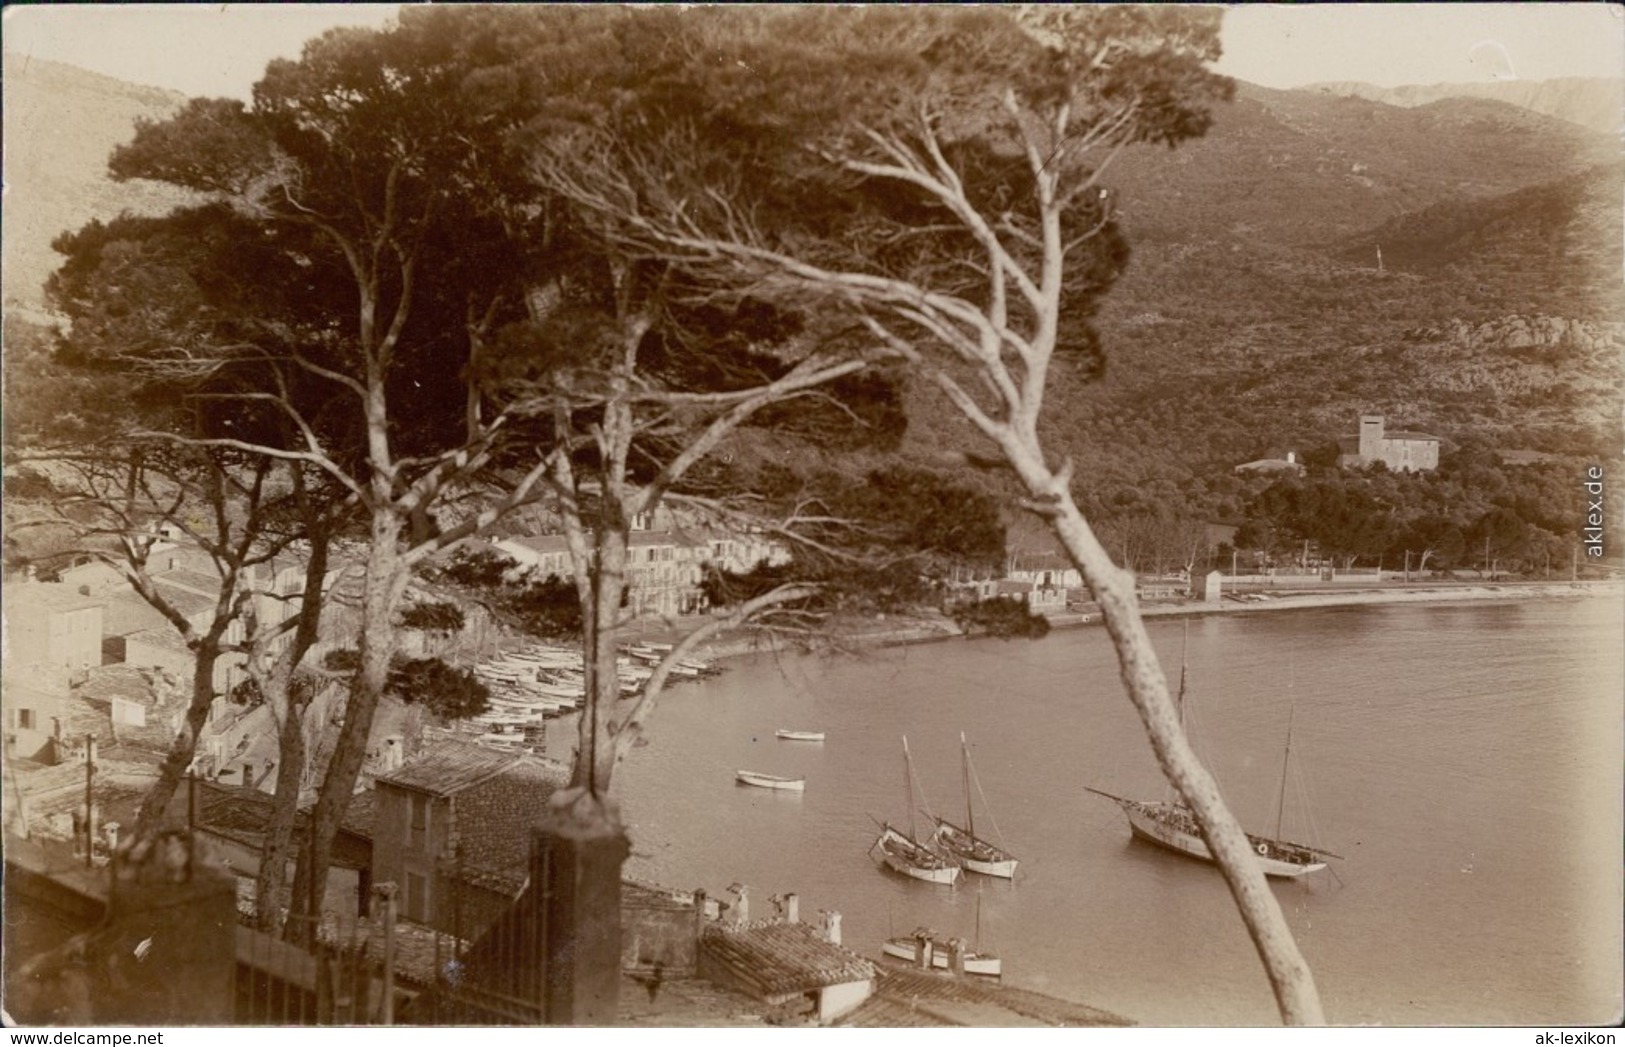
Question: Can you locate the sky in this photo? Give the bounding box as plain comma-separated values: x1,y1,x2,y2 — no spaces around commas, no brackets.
2,3,1623,99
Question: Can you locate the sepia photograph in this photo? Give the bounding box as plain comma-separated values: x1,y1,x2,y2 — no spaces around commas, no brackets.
3,2,1622,1033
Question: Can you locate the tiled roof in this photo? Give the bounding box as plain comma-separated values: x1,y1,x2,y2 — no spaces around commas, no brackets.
7,583,103,614
101,593,172,637
839,967,1133,1028
702,920,874,997
338,789,376,840
628,530,703,549
376,737,524,796
152,568,224,596
76,665,175,706
123,627,194,654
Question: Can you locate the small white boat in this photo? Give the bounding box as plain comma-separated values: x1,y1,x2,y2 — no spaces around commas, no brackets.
875,824,960,884
776,729,826,742
881,933,1001,977
736,770,806,792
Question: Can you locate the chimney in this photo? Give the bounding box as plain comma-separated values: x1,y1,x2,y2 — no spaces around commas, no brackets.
383,735,403,772
692,888,708,939
1286,451,1296,465
823,909,842,946
784,892,798,924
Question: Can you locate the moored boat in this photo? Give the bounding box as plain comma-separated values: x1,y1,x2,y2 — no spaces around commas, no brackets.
881,929,1001,977
872,737,960,885
875,824,960,885
1087,628,1339,879
933,732,1017,879
776,729,826,742
1086,791,1334,878
736,769,806,792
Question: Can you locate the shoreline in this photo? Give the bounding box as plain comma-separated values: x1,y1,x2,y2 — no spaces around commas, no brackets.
671,579,1624,663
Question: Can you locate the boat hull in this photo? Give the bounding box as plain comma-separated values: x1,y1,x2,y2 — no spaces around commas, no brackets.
933,821,1017,879
881,938,1001,977
736,771,805,792
1116,800,1326,878
876,826,960,885
775,730,825,742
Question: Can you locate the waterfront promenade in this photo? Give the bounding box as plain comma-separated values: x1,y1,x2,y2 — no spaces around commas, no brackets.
635,579,1622,663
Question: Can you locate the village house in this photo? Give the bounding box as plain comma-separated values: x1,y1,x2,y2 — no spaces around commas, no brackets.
370,737,572,933
1234,450,1305,476
3,675,70,762
497,519,791,621
1338,414,1442,473
3,582,104,685
698,897,875,1023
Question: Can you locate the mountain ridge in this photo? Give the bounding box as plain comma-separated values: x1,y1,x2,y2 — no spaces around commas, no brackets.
1302,76,1624,135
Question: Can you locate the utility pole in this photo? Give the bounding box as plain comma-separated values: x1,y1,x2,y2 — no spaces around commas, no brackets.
1484,535,1492,581
84,735,97,868
1404,549,1411,585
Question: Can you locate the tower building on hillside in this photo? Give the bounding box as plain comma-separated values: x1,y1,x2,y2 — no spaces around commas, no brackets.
1338,414,1441,473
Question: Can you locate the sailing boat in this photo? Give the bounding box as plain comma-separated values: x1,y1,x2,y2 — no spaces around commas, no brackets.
873,736,961,885
933,732,1018,879
1087,628,1339,879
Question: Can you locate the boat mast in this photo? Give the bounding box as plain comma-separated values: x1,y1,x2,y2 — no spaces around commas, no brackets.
1176,621,1190,730
961,731,975,842
903,735,918,843
1274,701,1296,840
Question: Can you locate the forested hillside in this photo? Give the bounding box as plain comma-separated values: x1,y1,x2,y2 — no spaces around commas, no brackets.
902,79,1622,551
7,55,1620,573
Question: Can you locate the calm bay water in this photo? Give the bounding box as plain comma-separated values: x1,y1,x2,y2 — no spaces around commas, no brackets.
616,595,1624,1026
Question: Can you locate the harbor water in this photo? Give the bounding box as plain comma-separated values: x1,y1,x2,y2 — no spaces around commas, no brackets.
616,595,1624,1025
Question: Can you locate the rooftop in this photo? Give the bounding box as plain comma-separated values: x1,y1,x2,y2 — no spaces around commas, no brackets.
377,738,568,797
839,967,1133,1028
75,665,181,707
7,583,103,615
151,567,224,596
701,919,875,997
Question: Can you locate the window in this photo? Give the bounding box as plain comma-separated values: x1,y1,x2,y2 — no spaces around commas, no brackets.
405,870,430,923
410,793,431,850
15,709,36,731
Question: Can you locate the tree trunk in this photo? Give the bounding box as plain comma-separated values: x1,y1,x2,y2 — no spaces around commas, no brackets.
289,511,407,939
255,512,329,930
256,695,307,931
1002,436,1326,1026
131,640,223,841
575,530,628,793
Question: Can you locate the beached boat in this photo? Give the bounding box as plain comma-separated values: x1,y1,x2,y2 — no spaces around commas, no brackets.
776,729,826,742
872,737,960,885
1087,630,1339,879
933,732,1017,879
881,932,1001,977
736,769,805,792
